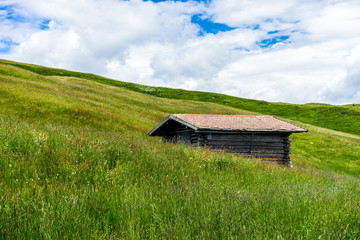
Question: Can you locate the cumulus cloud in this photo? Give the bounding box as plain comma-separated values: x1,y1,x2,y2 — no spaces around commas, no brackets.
1,0,360,104
321,44,360,103
208,0,299,26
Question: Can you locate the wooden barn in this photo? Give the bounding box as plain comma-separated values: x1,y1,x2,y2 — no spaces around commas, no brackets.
147,114,308,166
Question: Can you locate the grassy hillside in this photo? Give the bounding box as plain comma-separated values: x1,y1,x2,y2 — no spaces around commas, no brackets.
1,60,360,239
1,59,360,136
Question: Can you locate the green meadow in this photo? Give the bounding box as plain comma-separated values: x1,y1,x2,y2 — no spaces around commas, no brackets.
3,59,360,136
1,59,360,239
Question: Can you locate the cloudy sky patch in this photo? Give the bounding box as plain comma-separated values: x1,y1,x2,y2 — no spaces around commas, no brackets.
1,0,360,104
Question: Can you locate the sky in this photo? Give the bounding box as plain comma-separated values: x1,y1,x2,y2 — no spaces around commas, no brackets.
1,0,360,104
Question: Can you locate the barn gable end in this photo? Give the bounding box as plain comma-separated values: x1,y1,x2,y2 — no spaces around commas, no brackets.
148,114,307,166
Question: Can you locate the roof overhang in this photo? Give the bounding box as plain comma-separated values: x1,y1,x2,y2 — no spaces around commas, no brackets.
147,114,198,136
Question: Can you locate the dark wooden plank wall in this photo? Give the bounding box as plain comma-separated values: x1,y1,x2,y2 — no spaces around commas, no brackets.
164,128,193,144
165,129,292,165
191,132,292,164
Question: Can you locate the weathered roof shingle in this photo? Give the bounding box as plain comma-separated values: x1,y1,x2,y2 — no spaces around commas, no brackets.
172,114,308,132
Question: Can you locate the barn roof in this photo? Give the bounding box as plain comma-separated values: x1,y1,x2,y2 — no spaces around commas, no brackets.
148,114,308,136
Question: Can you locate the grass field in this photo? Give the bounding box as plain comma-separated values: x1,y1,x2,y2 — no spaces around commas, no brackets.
2,59,360,136
1,60,360,239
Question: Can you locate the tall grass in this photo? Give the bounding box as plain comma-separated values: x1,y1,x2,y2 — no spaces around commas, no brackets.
1,114,360,239
1,59,360,238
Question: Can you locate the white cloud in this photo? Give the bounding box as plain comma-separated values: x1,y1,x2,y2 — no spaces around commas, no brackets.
1,0,360,104
321,44,360,103
208,0,299,26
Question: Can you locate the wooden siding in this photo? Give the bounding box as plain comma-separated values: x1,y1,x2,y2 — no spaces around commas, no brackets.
204,133,290,161
164,130,293,165
163,128,192,144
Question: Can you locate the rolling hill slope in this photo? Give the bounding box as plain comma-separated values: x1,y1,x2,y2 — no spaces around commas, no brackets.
2,58,360,136
1,59,360,239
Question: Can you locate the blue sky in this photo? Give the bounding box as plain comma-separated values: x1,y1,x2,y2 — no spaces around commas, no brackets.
1,0,360,104
0,39,18,54
191,14,236,36
146,0,209,3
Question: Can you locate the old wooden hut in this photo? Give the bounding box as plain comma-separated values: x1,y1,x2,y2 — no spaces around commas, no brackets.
147,114,308,165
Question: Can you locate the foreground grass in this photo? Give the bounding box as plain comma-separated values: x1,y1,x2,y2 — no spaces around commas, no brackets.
1,60,360,238
1,115,360,239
